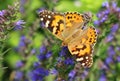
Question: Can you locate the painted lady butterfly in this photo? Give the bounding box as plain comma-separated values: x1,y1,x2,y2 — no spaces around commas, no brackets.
39,10,97,68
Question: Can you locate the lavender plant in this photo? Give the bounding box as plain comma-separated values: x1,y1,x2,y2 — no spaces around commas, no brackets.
94,0,120,81
0,2,25,40
0,2,25,79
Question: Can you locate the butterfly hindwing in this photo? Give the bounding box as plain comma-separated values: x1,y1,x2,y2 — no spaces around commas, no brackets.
68,27,97,68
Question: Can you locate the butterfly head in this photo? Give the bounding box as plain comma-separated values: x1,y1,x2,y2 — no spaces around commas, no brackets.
82,12,93,25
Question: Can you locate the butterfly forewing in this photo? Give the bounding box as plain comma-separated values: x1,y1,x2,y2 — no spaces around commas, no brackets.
39,10,65,40
62,12,85,38
39,10,87,41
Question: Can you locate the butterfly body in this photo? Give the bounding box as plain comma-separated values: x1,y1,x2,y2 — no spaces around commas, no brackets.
39,10,97,68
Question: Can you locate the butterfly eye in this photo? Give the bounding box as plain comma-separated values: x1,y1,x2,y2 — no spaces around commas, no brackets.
81,26,85,30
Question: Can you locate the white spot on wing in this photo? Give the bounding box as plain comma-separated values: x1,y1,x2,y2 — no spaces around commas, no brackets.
45,20,50,27
85,56,88,59
40,18,43,21
81,63,85,66
76,57,84,61
48,15,51,18
72,51,79,55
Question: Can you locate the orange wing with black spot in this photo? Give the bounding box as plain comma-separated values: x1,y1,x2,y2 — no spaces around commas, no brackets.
39,10,87,40
39,10,65,40
62,12,85,38
68,27,97,68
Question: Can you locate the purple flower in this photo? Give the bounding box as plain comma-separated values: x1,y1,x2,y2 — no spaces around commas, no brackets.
107,46,115,56
105,34,114,42
105,56,113,65
96,12,102,18
0,10,6,16
96,28,100,34
17,35,31,51
33,62,41,68
103,9,110,15
40,22,45,28
94,20,100,26
68,70,76,78
18,35,26,47
20,35,26,41
59,46,68,57
33,68,49,76
37,45,52,61
37,51,52,61
50,68,58,75
99,74,107,81
20,0,26,6
14,20,25,30
37,8,45,13
64,57,74,65
29,72,43,81
102,1,109,8
101,63,108,70
116,46,120,51
37,54,46,61
100,15,108,23
16,60,24,68
18,40,25,47
56,57,63,63
45,51,52,58
110,24,119,33
20,0,26,13
117,56,120,62
15,71,23,80
39,45,46,54
116,7,120,12
112,1,117,8
20,7,24,13
31,49,36,54
81,70,89,80
16,20,25,26
29,67,49,81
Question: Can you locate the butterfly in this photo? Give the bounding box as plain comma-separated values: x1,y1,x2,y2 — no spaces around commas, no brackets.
38,10,97,68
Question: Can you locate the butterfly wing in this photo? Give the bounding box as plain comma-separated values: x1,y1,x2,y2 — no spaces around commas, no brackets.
39,10,65,40
39,10,91,41
62,12,85,38
68,27,97,68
